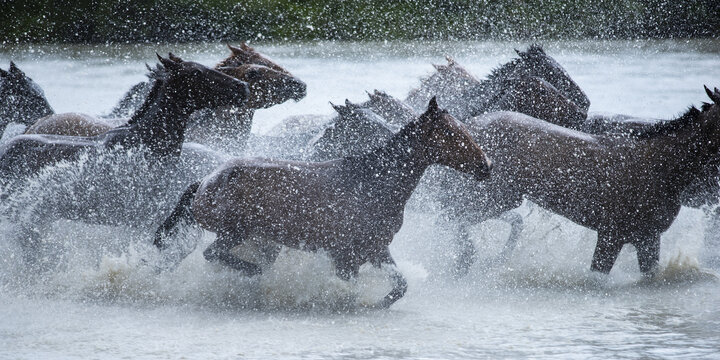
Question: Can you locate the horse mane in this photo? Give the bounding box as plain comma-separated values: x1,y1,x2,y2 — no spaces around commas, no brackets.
632,106,702,138
125,65,167,126
342,109,435,177
486,44,545,82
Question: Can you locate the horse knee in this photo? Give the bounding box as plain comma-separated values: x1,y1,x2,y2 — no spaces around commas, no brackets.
202,243,220,262
635,240,660,274
591,236,624,274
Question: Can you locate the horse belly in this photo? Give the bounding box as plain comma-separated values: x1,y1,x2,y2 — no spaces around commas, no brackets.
193,165,342,248
0,137,89,181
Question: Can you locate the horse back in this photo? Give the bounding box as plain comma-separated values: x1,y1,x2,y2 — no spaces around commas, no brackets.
467,111,678,232
193,157,348,243
0,134,95,181
25,112,117,137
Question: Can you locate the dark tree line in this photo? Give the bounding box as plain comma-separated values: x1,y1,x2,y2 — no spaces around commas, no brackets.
2,0,719,43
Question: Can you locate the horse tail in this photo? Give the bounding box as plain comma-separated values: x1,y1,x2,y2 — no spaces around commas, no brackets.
153,181,201,249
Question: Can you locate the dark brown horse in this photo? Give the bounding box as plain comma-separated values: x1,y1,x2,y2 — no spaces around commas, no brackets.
441,87,720,274
0,54,248,187
0,55,249,267
405,45,590,124
153,98,493,308
27,47,306,147
0,62,54,136
106,44,306,151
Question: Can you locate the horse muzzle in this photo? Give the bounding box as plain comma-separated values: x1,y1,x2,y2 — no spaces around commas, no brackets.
473,156,493,181
289,78,307,101
233,80,251,107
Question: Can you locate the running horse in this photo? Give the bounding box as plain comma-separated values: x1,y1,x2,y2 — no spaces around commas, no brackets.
405,45,590,124
27,44,305,148
153,98,493,308
105,44,306,150
0,55,249,265
0,54,248,183
0,62,54,136
443,87,720,274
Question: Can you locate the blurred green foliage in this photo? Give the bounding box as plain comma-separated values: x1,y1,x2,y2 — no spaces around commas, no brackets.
2,0,718,43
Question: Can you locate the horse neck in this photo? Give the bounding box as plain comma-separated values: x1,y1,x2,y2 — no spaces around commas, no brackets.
118,79,190,156
344,122,430,209
646,118,711,187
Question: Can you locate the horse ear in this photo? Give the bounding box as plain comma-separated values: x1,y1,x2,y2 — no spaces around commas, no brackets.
168,52,183,62
240,42,255,52
157,53,180,72
445,55,456,66
331,101,351,118
428,96,439,114
330,101,342,113
228,43,244,55
345,99,361,111
706,85,720,104
9,61,24,76
433,64,447,72
515,48,531,60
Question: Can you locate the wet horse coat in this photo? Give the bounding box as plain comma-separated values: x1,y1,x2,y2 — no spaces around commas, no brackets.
154,98,493,307
0,55,249,266
0,62,54,136
453,87,720,273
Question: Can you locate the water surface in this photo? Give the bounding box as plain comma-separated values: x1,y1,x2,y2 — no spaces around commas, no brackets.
1,39,720,359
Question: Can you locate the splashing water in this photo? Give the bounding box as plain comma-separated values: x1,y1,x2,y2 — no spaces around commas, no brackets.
1,40,720,358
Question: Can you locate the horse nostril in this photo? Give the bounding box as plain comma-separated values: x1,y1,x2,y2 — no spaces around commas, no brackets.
293,80,307,100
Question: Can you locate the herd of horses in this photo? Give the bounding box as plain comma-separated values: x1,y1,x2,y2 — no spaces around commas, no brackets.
1,43,719,308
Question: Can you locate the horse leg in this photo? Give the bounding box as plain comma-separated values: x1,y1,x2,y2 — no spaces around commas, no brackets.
451,222,475,278
450,193,523,277
16,226,43,267
494,210,524,264
633,235,661,275
370,247,408,308
591,232,625,274
203,231,262,276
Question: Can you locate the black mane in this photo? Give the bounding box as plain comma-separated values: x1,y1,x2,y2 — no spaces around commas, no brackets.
341,109,437,181
486,44,545,82
125,65,167,126
631,106,703,139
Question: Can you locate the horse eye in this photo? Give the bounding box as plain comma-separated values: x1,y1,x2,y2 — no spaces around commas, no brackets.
246,70,262,81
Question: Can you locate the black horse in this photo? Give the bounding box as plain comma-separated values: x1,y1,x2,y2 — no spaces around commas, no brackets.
0,62,54,136
445,87,720,275
0,54,249,266
153,98,493,308
107,44,306,152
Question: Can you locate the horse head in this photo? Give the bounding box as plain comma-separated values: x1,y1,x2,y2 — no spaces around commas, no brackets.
699,86,720,154
419,97,492,181
218,43,292,75
425,57,480,97
217,63,306,109
365,89,418,125
489,45,590,112
157,53,249,113
406,57,483,118
0,62,54,128
310,100,398,160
